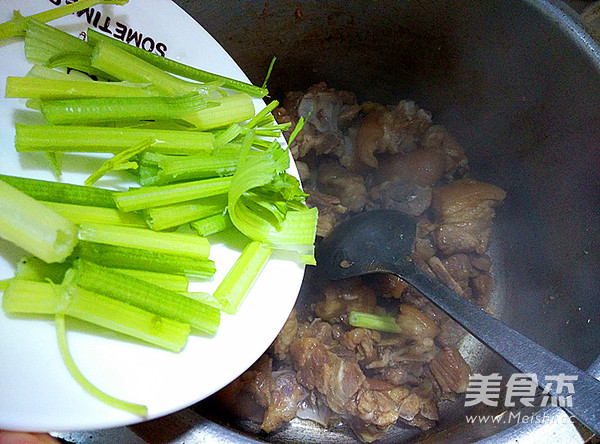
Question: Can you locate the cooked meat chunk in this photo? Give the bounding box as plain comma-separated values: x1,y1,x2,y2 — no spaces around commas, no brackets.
315,278,377,323
369,179,432,216
429,346,472,394
355,101,432,168
305,190,347,238
372,273,410,299
431,178,506,255
376,148,447,188
343,328,381,363
396,304,440,341
317,163,368,212
272,308,299,360
277,82,361,164
214,355,309,433
421,125,469,178
290,336,366,413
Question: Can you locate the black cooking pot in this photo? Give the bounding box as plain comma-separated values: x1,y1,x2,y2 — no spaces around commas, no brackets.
167,1,600,442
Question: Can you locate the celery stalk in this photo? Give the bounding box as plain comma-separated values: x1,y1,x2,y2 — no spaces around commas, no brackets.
3,280,190,352
15,256,71,283
87,28,268,97
113,269,189,293
75,241,216,278
0,179,77,263
15,124,215,155
114,177,231,212
84,140,151,187
91,40,214,96
186,94,255,130
213,241,272,315
69,260,220,334
190,212,233,237
349,311,402,334
40,93,213,126
0,1,129,40
55,314,148,416
182,292,222,310
6,77,156,99
42,202,146,227
77,223,211,259
0,175,117,208
138,151,239,186
144,195,228,231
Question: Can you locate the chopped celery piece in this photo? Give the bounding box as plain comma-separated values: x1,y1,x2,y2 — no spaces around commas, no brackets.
113,269,189,293
55,314,148,415
0,1,128,40
138,151,238,186
55,315,148,416
186,94,255,130
24,19,90,60
213,241,272,315
6,77,156,99
91,40,215,96
145,195,227,231
0,175,117,208
3,280,190,352
26,65,95,81
0,279,11,291
77,223,211,259
15,255,71,283
69,260,220,334
40,93,213,126
15,124,214,155
114,177,231,212
87,28,268,97
0,179,77,263
84,140,151,186
182,292,222,310
349,311,402,334
74,241,216,278
190,212,233,237
227,140,318,263
43,202,146,227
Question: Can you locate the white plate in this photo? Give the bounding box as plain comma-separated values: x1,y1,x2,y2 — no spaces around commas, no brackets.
0,0,304,432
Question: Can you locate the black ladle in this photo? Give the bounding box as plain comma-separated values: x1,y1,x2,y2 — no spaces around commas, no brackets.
315,209,600,435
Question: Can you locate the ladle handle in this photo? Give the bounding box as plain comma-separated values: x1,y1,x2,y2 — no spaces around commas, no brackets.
404,266,600,435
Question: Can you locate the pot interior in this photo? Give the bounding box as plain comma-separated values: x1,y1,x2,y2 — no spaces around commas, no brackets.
174,1,600,442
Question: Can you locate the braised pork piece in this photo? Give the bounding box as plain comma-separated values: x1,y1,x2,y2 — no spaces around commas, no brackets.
216,83,506,442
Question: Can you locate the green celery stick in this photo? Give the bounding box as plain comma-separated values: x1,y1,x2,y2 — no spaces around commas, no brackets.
0,1,128,40
3,279,190,353
40,93,213,126
0,179,77,263
0,175,117,208
15,255,71,283
15,124,214,155
114,177,231,212
186,93,255,130
87,28,268,97
84,140,151,187
145,195,227,231
213,241,272,315
55,314,148,416
6,77,155,99
113,269,189,293
68,260,220,335
77,223,211,259
138,151,239,186
43,202,146,227
349,311,402,334
182,292,222,310
74,241,216,278
190,212,233,237
91,39,214,96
